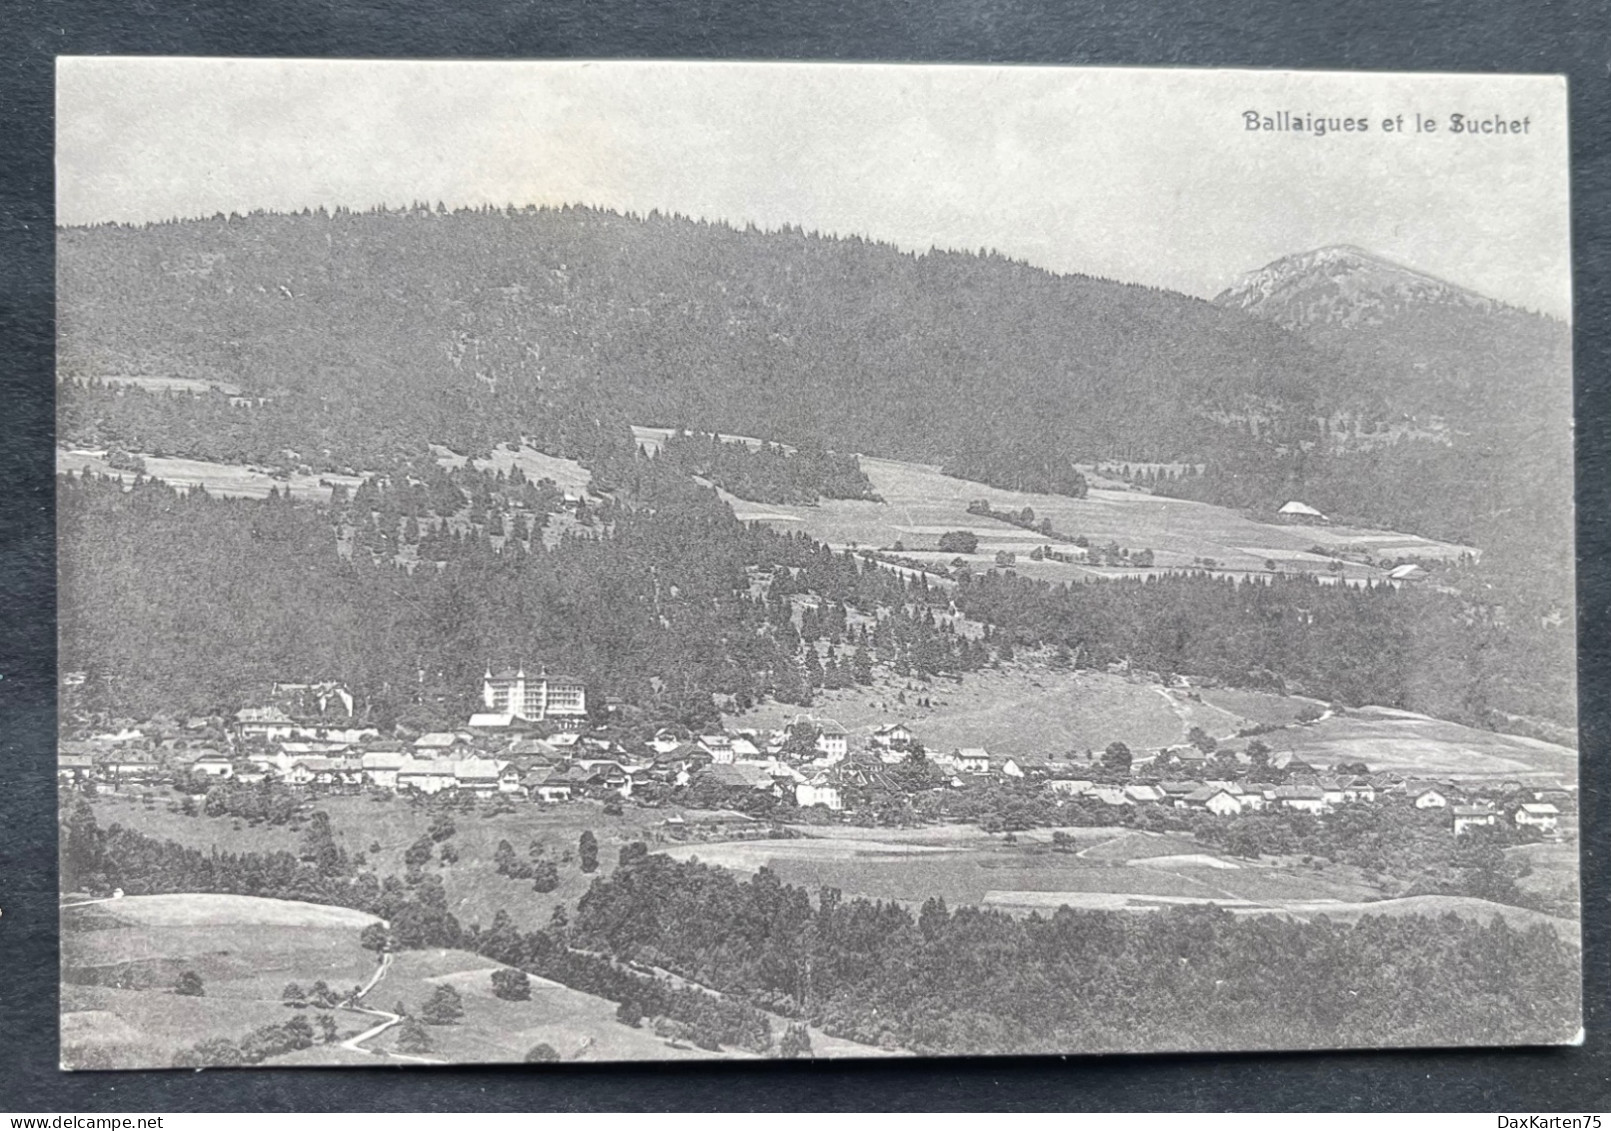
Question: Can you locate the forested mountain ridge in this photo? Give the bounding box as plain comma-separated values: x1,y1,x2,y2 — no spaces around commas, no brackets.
62,204,1355,471
1214,244,1570,426
57,207,1572,578
1157,244,1574,576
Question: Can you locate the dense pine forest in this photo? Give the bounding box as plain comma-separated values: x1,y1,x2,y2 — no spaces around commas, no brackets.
653,429,879,504
60,453,1573,731
57,204,1338,470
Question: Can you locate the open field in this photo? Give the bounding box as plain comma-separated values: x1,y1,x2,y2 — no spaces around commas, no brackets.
661,828,1382,911
658,829,1571,939
431,442,598,499
1263,707,1578,782
57,448,363,503
1198,687,1330,729
719,455,1473,585
728,664,1278,757
88,793,741,933
358,947,891,1063
60,894,382,1069
367,948,733,1063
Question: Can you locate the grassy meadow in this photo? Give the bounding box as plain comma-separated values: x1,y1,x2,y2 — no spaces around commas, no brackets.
88,791,734,934
720,455,1473,583
60,894,381,1069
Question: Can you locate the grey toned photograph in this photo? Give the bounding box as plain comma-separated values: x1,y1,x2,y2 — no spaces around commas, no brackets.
55,59,1578,1068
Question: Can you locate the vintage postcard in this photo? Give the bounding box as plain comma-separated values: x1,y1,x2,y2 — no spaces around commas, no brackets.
56,59,1578,1068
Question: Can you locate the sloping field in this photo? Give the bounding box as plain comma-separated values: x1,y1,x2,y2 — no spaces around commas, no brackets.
729,665,1234,758
66,892,377,930
1197,687,1330,729
57,448,361,503
373,948,727,1063
660,832,1378,910
720,454,1471,582
60,894,381,1069
86,794,707,934
1263,707,1578,782
431,442,596,498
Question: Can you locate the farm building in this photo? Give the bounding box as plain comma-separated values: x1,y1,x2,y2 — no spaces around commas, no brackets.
1186,787,1244,816
1273,785,1327,813
187,750,235,778
951,748,992,775
360,751,408,789
1277,500,1328,523
234,706,297,742
870,722,916,749
58,752,95,783
1514,803,1560,833
1412,787,1450,809
1452,806,1498,835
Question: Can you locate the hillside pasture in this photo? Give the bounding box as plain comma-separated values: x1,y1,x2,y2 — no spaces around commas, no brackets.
371,948,730,1063
720,456,1472,585
87,793,732,935
431,442,597,499
60,894,381,1069
1262,707,1577,782
371,947,889,1062
57,448,361,503
728,665,1235,758
659,830,1380,912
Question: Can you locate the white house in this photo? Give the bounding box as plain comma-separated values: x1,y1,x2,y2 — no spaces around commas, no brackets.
1273,785,1328,814
954,748,991,774
698,735,735,764
467,712,517,730
360,752,408,790
1412,787,1450,809
234,707,296,742
1452,806,1498,836
796,778,844,811
397,758,460,794
869,722,915,749
454,757,504,793
815,723,849,761
1046,778,1095,797
188,750,235,778
1514,803,1560,833
1182,786,1244,816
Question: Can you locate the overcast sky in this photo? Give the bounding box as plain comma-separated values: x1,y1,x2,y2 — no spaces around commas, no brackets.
57,59,1571,317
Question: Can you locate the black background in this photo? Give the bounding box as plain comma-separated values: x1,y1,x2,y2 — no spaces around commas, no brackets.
2,0,1608,1111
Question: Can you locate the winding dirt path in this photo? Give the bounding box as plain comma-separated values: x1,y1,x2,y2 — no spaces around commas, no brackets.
338,933,444,1064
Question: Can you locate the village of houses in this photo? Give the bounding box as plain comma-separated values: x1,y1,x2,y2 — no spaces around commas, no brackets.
57,663,1569,842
